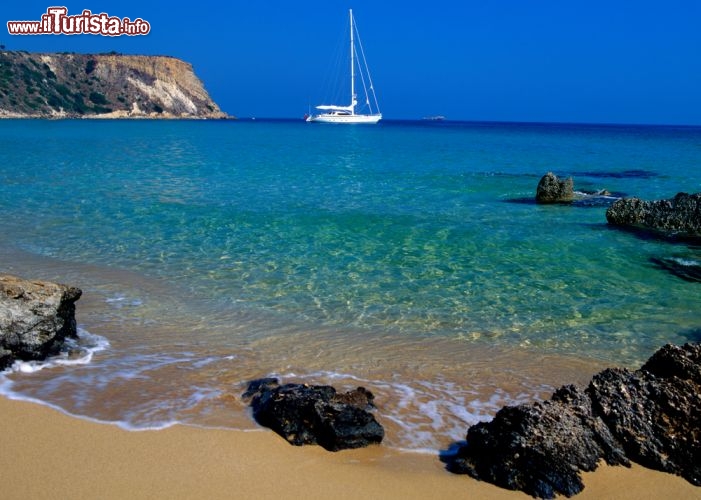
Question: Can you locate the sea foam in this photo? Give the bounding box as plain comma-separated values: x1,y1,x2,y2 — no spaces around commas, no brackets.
271,369,553,452
4,327,109,375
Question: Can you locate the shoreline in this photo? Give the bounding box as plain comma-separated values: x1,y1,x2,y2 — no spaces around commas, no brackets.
1,397,698,499
0,243,623,454
0,112,234,119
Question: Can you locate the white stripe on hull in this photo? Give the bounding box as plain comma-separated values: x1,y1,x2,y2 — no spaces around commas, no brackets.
306,114,382,124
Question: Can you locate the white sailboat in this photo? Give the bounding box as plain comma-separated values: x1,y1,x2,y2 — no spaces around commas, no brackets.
306,9,382,124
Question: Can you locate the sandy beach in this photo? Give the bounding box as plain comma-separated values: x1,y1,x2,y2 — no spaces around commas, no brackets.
0,397,698,500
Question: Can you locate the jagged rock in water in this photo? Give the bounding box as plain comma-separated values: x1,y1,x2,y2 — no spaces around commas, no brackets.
243,378,384,452
446,385,628,498
0,275,82,369
535,172,575,204
446,343,701,497
606,193,701,238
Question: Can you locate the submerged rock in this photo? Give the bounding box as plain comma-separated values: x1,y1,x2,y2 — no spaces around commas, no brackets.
0,275,82,369
446,343,701,497
581,169,658,180
243,378,384,451
571,189,620,208
650,257,701,282
535,172,575,204
606,192,701,238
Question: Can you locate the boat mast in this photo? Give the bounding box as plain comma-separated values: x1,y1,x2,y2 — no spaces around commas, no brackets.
349,9,356,116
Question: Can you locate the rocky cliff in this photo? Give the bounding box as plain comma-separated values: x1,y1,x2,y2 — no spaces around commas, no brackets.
0,50,228,118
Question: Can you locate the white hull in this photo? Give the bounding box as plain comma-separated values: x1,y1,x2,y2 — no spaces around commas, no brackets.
306,113,382,124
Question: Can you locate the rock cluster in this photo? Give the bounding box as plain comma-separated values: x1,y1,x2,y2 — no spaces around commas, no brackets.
243,378,384,451
445,343,701,498
0,275,82,369
606,192,701,238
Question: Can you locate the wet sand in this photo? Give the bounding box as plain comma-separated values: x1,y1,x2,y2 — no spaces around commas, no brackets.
1,397,698,500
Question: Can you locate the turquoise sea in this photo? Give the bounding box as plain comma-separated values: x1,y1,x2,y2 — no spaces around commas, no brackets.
1,119,700,452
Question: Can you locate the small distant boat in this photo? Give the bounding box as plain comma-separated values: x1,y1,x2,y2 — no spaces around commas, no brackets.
305,10,382,124
422,115,446,121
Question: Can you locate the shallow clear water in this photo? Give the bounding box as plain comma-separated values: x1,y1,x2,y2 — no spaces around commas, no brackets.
1,119,700,451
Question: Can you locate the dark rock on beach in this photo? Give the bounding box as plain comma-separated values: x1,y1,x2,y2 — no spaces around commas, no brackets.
590,344,701,486
535,172,575,204
445,343,701,497
606,192,701,239
446,385,628,498
243,378,384,451
0,275,82,369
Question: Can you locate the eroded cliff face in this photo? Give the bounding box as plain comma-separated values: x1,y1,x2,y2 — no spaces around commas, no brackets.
0,50,228,118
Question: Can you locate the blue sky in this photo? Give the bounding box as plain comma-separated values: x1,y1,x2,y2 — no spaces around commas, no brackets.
3,1,701,124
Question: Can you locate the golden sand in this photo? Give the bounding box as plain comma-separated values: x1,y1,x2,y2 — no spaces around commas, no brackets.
0,397,698,500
